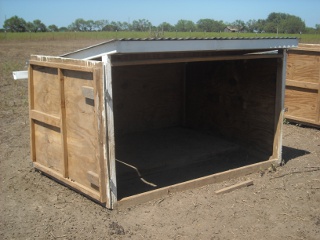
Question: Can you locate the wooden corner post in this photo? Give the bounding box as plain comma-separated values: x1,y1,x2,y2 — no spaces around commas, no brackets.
272,49,287,163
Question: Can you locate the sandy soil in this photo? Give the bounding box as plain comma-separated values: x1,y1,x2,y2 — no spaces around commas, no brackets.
0,40,319,240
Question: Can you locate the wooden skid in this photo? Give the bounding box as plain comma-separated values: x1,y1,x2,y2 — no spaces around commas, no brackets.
28,56,109,206
285,44,320,127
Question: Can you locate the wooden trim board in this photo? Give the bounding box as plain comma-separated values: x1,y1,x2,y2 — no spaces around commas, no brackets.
215,179,253,195
116,158,279,209
112,53,282,67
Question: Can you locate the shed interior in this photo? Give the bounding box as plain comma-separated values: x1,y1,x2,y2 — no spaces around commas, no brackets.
109,52,279,200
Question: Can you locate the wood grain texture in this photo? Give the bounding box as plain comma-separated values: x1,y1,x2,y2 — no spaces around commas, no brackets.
30,56,106,203
285,87,318,121
285,45,320,126
105,56,117,207
32,66,60,117
272,54,285,162
93,67,108,203
63,70,99,190
286,53,319,83
112,63,184,136
215,179,253,195
185,59,278,156
30,110,60,128
34,121,63,174
116,159,278,208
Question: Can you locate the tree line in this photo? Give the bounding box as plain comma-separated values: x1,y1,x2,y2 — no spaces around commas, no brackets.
2,12,320,34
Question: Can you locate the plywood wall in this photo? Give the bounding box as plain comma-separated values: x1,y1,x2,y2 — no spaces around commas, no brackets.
112,63,184,136
29,57,108,204
186,59,278,155
285,45,320,127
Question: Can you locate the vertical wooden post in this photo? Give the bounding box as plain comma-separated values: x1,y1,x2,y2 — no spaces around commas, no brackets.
58,68,69,178
272,50,286,163
93,67,107,203
104,54,117,208
28,64,36,162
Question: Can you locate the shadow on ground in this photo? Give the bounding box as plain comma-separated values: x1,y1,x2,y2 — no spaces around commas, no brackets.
282,145,310,164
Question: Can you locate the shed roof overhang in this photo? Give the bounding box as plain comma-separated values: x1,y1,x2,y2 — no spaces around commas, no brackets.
62,37,298,60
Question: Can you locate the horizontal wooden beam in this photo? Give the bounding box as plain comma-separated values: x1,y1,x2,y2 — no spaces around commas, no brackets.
286,79,319,90
112,53,283,67
30,60,95,73
116,158,279,209
30,110,61,128
284,115,317,125
33,162,101,201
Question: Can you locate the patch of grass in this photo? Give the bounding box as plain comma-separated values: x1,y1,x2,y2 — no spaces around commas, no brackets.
0,31,319,43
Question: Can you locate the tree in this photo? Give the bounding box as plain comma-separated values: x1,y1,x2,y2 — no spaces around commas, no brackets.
158,22,174,32
68,18,88,31
94,20,108,31
131,19,152,31
3,15,27,32
231,20,246,31
246,19,266,33
48,24,59,32
30,19,47,32
58,27,68,32
264,12,305,33
281,16,305,33
175,19,196,32
197,19,225,32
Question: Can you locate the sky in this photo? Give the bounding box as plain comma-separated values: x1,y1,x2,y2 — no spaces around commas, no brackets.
0,0,319,29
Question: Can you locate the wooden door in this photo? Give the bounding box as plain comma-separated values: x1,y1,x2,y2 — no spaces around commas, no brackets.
28,56,111,207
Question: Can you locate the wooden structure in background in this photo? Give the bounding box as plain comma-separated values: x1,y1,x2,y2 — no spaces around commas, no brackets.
285,43,320,127
29,38,298,209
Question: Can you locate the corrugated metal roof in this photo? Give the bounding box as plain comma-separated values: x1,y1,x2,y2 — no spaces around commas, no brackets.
62,37,298,60
115,37,297,41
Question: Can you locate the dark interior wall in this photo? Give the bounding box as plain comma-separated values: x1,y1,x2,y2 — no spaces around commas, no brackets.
112,63,184,136
185,59,277,155
112,57,278,156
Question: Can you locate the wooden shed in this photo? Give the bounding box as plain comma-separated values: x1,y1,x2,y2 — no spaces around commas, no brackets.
28,38,298,209
285,43,320,127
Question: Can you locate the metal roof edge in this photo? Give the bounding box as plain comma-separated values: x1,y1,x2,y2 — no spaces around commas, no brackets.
61,39,117,57
61,37,298,59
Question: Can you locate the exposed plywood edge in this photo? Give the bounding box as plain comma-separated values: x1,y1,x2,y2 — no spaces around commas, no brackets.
30,110,61,128
112,53,282,67
116,158,279,209
93,67,108,204
29,65,36,162
33,162,101,201
215,179,253,195
286,80,319,90
295,43,320,53
29,60,95,73
272,53,285,160
105,56,117,208
30,55,101,67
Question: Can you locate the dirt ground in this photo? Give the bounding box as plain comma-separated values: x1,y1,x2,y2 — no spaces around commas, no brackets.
0,40,319,240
